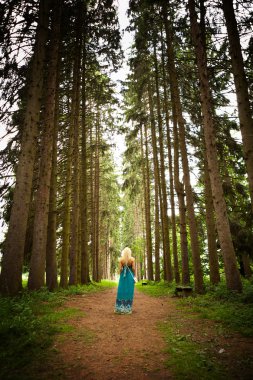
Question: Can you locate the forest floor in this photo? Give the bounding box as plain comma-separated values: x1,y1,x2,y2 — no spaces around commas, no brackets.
27,286,253,380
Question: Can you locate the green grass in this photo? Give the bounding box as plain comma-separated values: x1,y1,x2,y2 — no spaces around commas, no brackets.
179,280,253,337
137,279,253,379
0,280,115,379
136,280,176,297
159,322,225,380
137,279,253,336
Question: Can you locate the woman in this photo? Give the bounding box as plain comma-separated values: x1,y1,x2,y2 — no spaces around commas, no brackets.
115,247,136,314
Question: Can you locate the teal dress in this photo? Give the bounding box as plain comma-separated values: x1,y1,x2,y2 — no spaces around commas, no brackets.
115,264,135,314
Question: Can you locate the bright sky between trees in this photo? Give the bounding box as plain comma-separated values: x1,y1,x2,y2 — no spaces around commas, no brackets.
111,0,132,171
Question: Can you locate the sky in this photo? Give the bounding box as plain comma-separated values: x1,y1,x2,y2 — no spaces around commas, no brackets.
110,0,133,171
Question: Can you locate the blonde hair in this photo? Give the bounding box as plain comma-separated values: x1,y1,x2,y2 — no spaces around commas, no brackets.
120,247,132,264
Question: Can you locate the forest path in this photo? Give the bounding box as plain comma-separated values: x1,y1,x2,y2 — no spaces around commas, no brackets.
51,287,173,380
42,287,253,380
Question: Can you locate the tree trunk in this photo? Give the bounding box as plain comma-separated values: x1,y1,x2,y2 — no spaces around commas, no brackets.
173,105,190,285
93,111,100,282
161,36,180,283
189,0,242,291
90,122,96,281
242,253,252,279
148,80,161,282
141,124,153,280
199,0,220,286
0,0,50,295
96,114,100,281
162,3,203,292
80,10,90,284
28,0,61,290
222,0,253,211
60,106,72,288
153,39,173,282
203,150,220,285
46,66,60,291
69,5,82,285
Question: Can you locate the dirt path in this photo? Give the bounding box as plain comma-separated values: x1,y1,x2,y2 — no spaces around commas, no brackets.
39,287,253,380
53,288,173,380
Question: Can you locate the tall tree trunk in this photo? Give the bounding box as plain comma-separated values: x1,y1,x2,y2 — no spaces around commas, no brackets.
162,3,204,292
80,103,89,283
203,150,220,285
90,122,96,281
199,0,220,286
96,115,100,281
222,0,253,211
153,39,173,282
28,0,61,290
241,253,252,279
0,0,50,295
60,101,73,288
46,66,60,291
173,105,190,285
93,111,100,282
141,124,153,279
69,5,82,285
161,35,180,283
189,0,242,291
80,10,90,284
148,80,161,282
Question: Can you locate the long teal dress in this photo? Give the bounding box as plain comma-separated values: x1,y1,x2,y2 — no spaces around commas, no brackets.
115,264,135,314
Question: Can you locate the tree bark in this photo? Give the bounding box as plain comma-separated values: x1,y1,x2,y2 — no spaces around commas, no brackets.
69,4,82,285
148,80,161,282
189,0,242,291
203,150,220,285
161,26,181,284
162,3,203,292
161,40,180,283
199,0,220,286
0,0,50,295
90,122,96,281
242,252,252,279
80,4,90,284
46,65,60,291
60,103,72,288
153,39,173,282
222,0,253,211
172,103,190,285
28,0,61,290
93,111,100,282
141,124,153,280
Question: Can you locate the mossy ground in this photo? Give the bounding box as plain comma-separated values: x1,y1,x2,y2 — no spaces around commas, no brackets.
137,279,253,379
0,280,116,379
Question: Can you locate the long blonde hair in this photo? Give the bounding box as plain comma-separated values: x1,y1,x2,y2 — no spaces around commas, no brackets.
120,247,132,264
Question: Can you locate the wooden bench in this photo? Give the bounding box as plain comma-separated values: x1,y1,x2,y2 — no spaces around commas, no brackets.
175,285,193,297
142,281,148,286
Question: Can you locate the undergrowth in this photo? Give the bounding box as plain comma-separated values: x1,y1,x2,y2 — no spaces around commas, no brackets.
137,279,253,336
0,280,115,379
136,280,176,297
159,322,225,380
179,280,253,337
137,279,253,378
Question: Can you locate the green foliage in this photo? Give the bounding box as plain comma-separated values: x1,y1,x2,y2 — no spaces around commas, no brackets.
179,280,253,337
159,322,224,380
137,280,253,336
138,280,253,378
136,281,176,297
0,281,114,378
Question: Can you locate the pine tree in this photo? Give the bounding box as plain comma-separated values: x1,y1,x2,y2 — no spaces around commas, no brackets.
0,0,50,295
